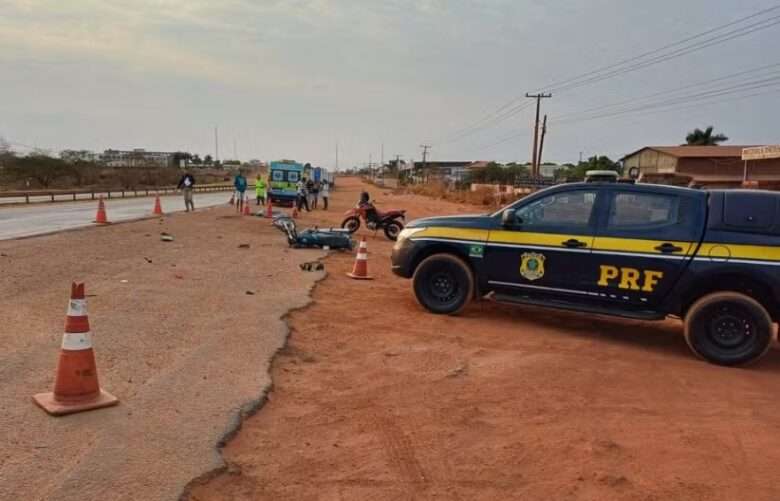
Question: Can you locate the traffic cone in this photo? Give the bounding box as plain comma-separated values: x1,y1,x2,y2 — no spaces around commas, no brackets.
229,193,235,206
94,197,108,224
264,198,273,218
242,196,250,216
292,205,299,218
347,238,373,280
152,195,163,215
32,283,119,416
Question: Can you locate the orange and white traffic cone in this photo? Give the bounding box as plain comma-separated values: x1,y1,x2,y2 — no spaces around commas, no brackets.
32,283,119,416
94,197,109,224
347,237,373,280
243,196,251,216
152,195,163,215
292,205,299,218
264,198,273,218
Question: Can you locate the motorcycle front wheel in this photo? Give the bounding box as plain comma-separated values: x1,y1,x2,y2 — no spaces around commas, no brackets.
384,220,404,241
341,216,361,233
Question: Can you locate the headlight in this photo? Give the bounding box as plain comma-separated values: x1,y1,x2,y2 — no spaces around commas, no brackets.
397,227,425,242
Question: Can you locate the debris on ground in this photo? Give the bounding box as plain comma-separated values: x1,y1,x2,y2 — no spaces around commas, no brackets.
300,262,324,272
238,244,250,249
245,290,255,295
144,257,153,263
446,362,468,378
160,232,174,242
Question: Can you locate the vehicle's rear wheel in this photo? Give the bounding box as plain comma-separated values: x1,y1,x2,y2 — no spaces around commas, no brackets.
384,220,403,241
413,254,474,315
684,291,773,366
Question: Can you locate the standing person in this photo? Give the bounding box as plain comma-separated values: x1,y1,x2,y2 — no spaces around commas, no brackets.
311,179,321,209
305,177,315,209
296,177,310,212
320,180,329,210
234,171,248,213
177,170,196,212
255,174,267,206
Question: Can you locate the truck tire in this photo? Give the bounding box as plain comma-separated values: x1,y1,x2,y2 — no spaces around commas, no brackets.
413,254,474,315
684,292,773,366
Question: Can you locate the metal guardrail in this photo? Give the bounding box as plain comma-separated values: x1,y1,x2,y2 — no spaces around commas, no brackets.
0,183,235,205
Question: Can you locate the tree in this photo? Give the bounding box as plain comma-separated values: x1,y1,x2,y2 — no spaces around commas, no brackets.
203,154,213,165
555,155,620,181
191,154,202,165
11,154,70,188
685,126,728,146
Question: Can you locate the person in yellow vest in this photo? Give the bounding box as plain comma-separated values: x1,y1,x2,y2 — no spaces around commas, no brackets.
255,174,267,206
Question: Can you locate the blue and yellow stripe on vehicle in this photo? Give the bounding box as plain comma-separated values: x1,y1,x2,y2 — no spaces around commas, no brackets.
410,226,780,265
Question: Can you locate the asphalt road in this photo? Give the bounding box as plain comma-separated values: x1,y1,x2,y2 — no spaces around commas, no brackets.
0,192,236,240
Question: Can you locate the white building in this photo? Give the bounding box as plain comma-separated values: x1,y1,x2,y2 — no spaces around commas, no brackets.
60,149,99,163
100,148,174,167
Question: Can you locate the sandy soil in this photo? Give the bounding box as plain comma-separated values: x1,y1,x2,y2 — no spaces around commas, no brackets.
190,177,780,501
0,201,324,500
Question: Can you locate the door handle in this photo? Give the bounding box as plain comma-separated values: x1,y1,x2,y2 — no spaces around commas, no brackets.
654,242,683,253
562,238,587,248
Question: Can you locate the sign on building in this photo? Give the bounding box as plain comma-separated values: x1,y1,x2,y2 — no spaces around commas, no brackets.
742,145,780,161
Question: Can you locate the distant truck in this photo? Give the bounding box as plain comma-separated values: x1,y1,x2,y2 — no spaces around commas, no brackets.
268,160,304,205
392,181,780,366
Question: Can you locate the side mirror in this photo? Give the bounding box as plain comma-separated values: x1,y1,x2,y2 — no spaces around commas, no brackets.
502,209,517,227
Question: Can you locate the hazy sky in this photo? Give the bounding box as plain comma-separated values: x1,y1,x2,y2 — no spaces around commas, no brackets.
1,0,779,168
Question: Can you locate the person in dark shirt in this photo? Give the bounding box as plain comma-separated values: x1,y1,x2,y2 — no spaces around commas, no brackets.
177,171,195,212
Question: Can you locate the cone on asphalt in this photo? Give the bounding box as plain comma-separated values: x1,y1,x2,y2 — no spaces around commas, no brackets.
292,205,299,218
32,283,119,416
264,198,273,218
152,195,163,215
347,237,373,280
229,193,235,206
243,196,251,216
94,197,109,224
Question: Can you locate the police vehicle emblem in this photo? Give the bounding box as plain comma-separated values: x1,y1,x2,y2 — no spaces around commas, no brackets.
520,252,545,281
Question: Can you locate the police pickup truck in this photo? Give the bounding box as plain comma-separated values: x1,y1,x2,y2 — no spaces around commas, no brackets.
391,182,780,366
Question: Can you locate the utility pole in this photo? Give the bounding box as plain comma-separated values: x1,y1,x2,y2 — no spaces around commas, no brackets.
381,143,384,167
579,151,583,163
214,126,219,162
525,92,552,177
536,114,548,174
233,138,237,161
420,144,431,184
335,141,339,171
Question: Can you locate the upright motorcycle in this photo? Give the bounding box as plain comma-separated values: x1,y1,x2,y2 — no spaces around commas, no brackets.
341,202,406,241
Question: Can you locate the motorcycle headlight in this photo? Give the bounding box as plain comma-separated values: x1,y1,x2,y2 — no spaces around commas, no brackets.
397,227,425,243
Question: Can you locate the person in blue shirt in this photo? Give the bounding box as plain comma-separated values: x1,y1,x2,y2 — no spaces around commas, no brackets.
234,171,248,213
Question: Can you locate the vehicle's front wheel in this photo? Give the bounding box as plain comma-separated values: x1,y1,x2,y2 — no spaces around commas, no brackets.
341,216,360,233
413,254,474,315
684,291,773,366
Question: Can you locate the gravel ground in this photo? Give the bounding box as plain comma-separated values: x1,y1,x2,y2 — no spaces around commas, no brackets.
0,203,325,500
191,177,780,501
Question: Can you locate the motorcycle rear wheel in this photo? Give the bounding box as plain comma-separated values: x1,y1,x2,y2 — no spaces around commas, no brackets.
384,220,403,241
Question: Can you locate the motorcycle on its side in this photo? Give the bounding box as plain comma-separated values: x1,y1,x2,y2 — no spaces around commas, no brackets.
341,202,406,241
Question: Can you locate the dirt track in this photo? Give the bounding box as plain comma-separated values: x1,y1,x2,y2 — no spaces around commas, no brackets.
191,177,780,501
0,201,324,500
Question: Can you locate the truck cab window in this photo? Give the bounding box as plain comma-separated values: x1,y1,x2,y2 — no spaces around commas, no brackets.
516,190,597,229
608,192,677,229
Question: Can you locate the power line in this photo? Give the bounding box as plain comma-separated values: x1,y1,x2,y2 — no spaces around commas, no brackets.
537,5,780,93
549,14,780,95
552,75,780,125
553,61,780,121
433,5,780,147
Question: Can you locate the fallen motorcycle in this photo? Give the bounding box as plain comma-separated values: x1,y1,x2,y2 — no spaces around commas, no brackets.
341,203,406,241
274,216,353,250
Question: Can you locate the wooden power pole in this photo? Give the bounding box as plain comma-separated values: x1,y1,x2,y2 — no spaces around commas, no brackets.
525,93,552,177
536,114,548,174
